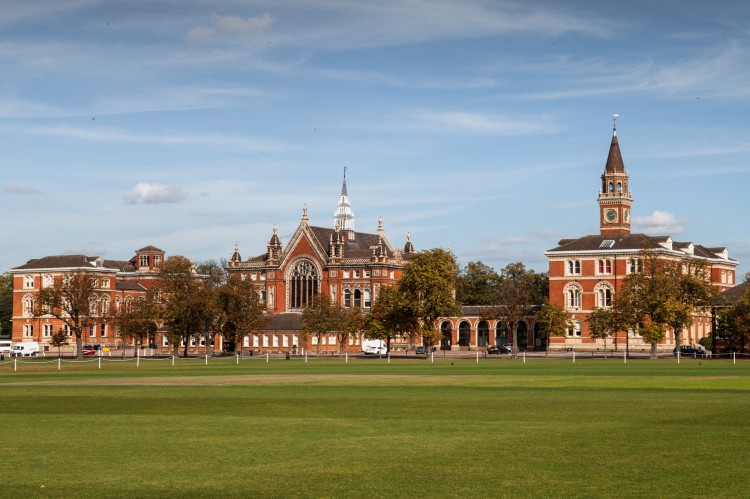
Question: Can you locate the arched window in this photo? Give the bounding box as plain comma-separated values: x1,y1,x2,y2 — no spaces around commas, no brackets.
344,289,352,307
477,321,489,347
289,259,319,309
363,289,371,308
495,322,508,345
353,289,362,307
22,294,34,317
608,182,614,192
596,284,613,308
458,321,471,347
617,182,622,192
564,283,582,309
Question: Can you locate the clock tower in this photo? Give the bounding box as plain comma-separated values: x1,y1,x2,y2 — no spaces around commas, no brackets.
598,117,632,235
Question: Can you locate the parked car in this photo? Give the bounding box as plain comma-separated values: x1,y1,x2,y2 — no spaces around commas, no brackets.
487,345,509,355
82,345,97,356
673,345,705,357
724,345,739,354
416,345,428,355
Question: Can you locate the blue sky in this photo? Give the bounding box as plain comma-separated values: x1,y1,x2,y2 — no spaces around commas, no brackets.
2,0,749,278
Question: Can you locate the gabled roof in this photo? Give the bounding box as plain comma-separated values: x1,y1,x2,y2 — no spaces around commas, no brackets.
308,226,395,260
717,280,749,306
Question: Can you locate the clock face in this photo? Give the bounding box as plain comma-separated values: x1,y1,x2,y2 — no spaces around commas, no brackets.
605,209,617,222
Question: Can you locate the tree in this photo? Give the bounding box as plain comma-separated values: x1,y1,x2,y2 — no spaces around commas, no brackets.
338,307,365,354
536,301,570,356
665,258,717,350
492,262,546,357
725,284,750,352
114,291,160,357
158,256,208,357
300,293,339,353
49,329,70,357
456,261,500,305
587,307,619,352
0,273,12,337
366,285,419,353
194,260,227,357
216,275,268,354
36,271,108,359
398,248,461,349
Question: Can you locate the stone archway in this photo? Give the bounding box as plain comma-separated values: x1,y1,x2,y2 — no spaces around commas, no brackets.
458,321,471,348
477,320,490,347
440,321,452,350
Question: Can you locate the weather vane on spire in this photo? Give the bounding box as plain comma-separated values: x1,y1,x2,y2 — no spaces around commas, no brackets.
612,113,619,132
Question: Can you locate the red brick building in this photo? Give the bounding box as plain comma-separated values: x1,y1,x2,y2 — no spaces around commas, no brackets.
545,123,738,351
9,247,165,353
227,171,416,353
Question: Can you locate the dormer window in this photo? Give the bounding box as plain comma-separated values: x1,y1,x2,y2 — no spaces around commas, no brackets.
139,255,149,268
24,275,35,289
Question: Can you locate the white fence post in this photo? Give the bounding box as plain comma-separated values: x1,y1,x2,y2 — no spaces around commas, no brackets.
98,356,101,369
266,352,269,363
172,355,175,367
58,357,61,371
476,351,479,364
236,353,239,365
523,351,526,364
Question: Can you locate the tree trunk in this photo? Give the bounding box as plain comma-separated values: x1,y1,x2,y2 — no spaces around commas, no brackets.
75,332,83,360
674,326,682,350
650,342,657,360
511,322,518,359
205,333,211,358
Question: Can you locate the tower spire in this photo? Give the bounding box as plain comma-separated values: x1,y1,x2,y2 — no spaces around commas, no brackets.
598,116,632,235
334,169,355,239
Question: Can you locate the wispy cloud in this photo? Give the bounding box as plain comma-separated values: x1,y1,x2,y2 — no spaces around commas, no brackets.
188,13,275,43
23,125,289,152
4,183,44,195
125,183,187,205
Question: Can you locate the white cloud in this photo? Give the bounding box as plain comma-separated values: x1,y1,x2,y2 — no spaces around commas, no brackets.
633,210,685,235
4,183,43,195
125,183,187,205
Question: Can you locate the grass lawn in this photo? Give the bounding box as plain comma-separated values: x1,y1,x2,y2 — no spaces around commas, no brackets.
1,356,749,498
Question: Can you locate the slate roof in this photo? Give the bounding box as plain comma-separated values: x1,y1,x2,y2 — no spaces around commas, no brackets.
12,255,114,271
546,233,736,262
115,282,148,292
717,280,749,306
137,245,164,252
264,313,302,331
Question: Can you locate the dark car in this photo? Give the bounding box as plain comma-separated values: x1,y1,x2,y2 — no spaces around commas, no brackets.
82,345,97,356
415,346,428,355
673,345,705,357
487,345,509,354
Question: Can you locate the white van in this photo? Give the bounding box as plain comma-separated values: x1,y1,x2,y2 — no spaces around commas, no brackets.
362,339,387,355
10,342,40,357
0,340,12,355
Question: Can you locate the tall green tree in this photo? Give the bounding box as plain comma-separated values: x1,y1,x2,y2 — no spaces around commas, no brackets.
216,276,268,354
0,273,12,337
398,248,461,349
114,291,161,357
536,301,570,356
456,261,500,306
587,307,619,352
338,307,366,354
493,262,547,357
366,285,419,353
36,271,107,359
158,256,206,357
725,281,750,352
300,293,339,353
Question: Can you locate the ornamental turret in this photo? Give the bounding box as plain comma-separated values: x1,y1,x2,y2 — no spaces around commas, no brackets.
334,168,355,240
